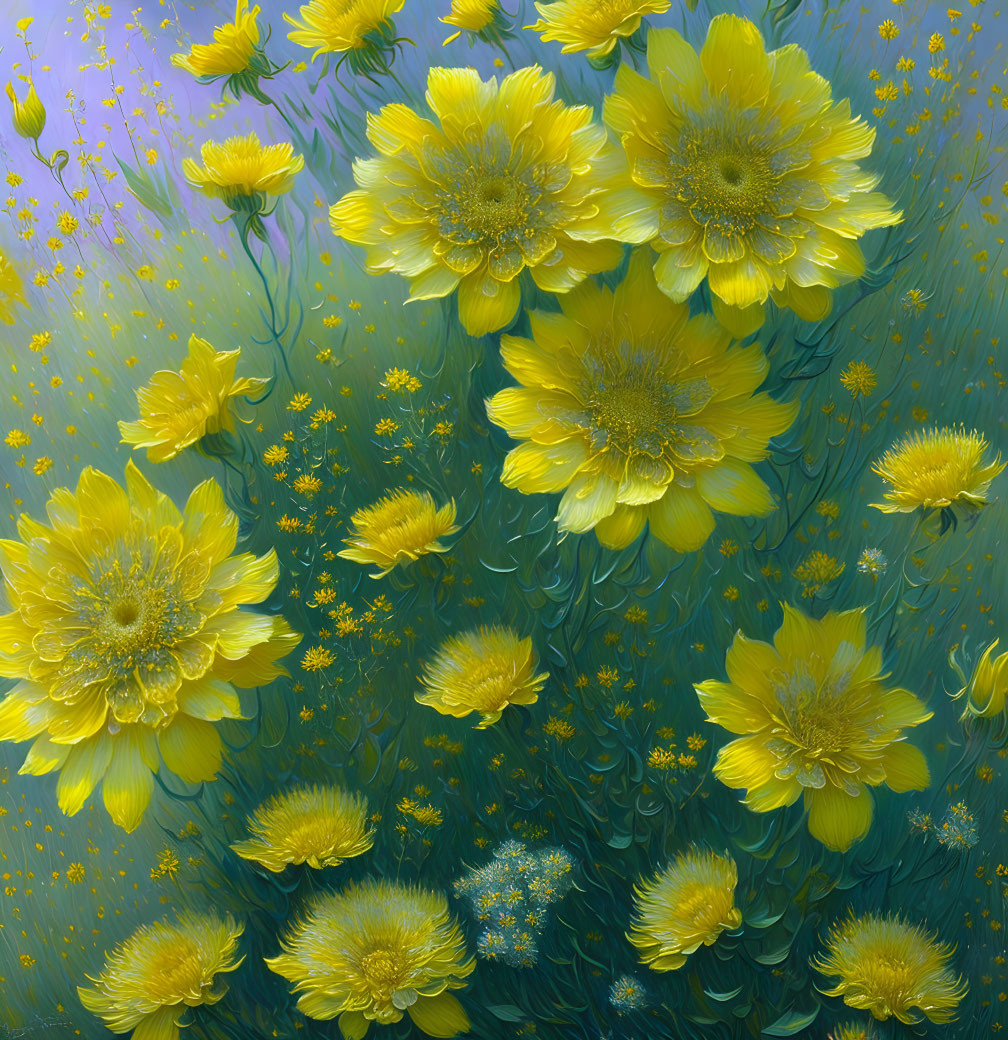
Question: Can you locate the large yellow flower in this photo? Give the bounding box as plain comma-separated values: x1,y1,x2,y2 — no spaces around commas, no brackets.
0,249,26,324
266,879,474,1039
627,849,742,971
695,605,932,852
183,131,303,214
0,462,300,831
119,334,269,463
601,15,901,335
528,0,670,63
284,0,405,59
813,913,967,1024
79,912,244,1040
484,250,797,551
329,65,624,337
870,426,1004,517
338,489,458,577
230,784,375,872
171,0,261,78
415,625,548,727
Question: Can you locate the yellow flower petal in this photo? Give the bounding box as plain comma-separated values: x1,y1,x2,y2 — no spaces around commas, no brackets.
805,782,874,852
158,714,222,784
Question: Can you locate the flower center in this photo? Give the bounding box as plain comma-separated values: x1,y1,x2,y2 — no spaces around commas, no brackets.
360,948,405,997
145,940,207,1005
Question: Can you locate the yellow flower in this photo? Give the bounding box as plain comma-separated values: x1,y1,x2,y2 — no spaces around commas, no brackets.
230,784,374,872
0,462,301,831
695,605,932,852
183,131,303,213
5,80,46,140
171,0,261,77
839,360,877,398
416,626,548,727
952,639,1008,720
627,849,742,971
118,334,269,462
266,879,474,1039
441,0,499,44
813,913,967,1024
329,65,624,337
484,250,797,551
870,426,1004,516
828,1025,881,1040
602,15,901,336
78,912,244,1040
0,250,27,324
284,0,405,59
338,489,458,577
528,0,670,63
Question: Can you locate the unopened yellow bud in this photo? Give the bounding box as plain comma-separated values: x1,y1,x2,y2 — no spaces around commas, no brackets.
6,81,46,140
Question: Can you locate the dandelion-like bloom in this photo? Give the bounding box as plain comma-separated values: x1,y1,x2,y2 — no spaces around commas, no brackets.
440,0,499,44
416,626,548,728
329,65,624,337
78,912,244,1040
0,462,301,831
528,0,670,65
602,15,901,336
695,605,932,851
870,427,1004,517
828,1025,880,1040
338,489,458,578
627,849,742,971
183,131,303,223
118,335,268,463
231,784,374,872
172,0,261,78
813,913,967,1024
0,250,26,324
484,250,796,551
953,639,1008,720
266,879,474,1039
284,0,404,61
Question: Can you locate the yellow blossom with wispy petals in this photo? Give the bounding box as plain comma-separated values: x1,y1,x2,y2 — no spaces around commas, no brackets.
0,249,27,324
338,489,458,577
528,0,670,62
118,334,268,463
601,15,901,336
183,131,303,211
813,913,967,1024
440,0,498,44
627,849,742,971
870,426,1004,516
78,912,244,1040
485,251,797,551
329,65,625,337
416,626,548,727
0,462,301,831
231,784,374,872
695,605,931,852
172,0,261,77
284,0,405,59
266,879,474,1039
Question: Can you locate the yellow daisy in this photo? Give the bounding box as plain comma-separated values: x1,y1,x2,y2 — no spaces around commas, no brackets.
0,249,27,324
695,605,932,852
338,489,458,577
416,626,548,727
627,849,742,971
870,426,1004,517
266,879,474,1039
441,0,501,45
0,462,301,831
284,0,405,66
78,912,244,1040
600,15,901,335
484,250,797,551
528,0,670,64
171,0,262,78
118,334,269,463
813,913,967,1024
329,65,624,337
230,784,375,872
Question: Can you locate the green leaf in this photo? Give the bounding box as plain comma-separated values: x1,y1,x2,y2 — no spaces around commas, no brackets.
704,985,743,1002
486,1005,525,1022
762,1007,820,1036
115,156,173,222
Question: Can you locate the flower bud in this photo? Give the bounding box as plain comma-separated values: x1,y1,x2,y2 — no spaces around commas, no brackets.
6,80,46,140
958,639,1008,719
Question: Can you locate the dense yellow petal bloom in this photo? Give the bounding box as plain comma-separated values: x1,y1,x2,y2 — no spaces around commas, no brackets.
440,0,498,44
828,1024,882,1040
0,249,27,324
952,638,1008,719
118,334,269,462
416,626,548,727
528,0,670,61
338,489,458,577
0,462,300,831
171,0,261,77
627,849,741,971
695,605,932,851
183,131,303,211
329,65,625,337
78,912,244,1040
284,0,405,58
601,15,900,334
485,250,797,551
230,784,375,871
266,879,474,1039
870,426,1004,515
813,913,967,1024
